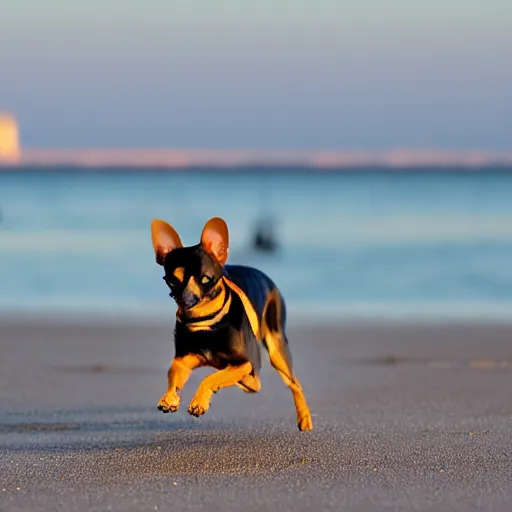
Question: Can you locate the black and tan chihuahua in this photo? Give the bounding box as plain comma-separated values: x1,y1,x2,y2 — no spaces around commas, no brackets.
151,217,313,431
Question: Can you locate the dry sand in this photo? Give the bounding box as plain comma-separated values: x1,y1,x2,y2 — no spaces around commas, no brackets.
1,316,512,511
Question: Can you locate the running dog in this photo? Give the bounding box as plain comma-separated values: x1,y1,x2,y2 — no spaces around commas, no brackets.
151,217,313,431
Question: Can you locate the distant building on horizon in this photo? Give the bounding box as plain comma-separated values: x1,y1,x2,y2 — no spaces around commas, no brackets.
0,114,21,164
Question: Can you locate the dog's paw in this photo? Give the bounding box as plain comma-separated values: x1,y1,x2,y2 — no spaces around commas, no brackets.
187,398,209,417
157,392,180,413
298,413,313,432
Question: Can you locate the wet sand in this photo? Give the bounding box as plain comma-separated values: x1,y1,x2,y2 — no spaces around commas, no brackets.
1,316,512,511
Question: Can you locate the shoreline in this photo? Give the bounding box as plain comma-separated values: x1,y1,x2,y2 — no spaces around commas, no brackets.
1,299,512,327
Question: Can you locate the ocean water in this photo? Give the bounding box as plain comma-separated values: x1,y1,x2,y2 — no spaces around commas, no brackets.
1,168,512,323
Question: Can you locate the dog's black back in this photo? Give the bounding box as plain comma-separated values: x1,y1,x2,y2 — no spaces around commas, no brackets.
224,264,286,331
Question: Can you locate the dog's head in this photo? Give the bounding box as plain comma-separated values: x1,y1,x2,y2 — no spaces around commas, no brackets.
151,217,229,314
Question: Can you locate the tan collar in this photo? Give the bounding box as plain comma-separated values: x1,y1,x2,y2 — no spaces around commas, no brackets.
176,287,232,332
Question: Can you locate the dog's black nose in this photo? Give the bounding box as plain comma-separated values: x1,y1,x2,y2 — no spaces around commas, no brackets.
182,291,200,309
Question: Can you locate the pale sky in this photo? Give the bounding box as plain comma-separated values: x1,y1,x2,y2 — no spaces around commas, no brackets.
0,0,510,149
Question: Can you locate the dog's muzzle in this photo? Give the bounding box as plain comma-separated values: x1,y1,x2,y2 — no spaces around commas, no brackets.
181,291,200,310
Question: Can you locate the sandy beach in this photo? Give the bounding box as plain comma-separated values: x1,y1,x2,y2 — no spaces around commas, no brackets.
1,316,512,511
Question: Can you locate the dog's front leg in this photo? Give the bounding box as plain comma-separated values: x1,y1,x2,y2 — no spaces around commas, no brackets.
188,362,253,417
158,354,202,413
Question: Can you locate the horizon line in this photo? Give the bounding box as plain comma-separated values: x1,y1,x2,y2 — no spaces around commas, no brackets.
2,148,512,168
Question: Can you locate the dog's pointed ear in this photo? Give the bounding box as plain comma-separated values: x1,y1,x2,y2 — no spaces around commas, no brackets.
151,219,183,265
200,217,229,265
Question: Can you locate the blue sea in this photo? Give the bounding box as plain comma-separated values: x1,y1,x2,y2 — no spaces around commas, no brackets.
1,168,512,323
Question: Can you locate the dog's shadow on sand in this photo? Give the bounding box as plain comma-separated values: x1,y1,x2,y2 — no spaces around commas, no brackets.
0,406,323,483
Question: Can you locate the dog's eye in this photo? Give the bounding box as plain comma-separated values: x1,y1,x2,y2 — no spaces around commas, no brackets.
200,274,213,285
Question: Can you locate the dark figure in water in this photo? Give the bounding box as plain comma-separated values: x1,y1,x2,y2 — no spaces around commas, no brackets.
252,218,278,253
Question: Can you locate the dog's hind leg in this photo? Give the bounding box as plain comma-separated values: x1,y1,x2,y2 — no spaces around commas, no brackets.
265,333,313,431
263,292,313,431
